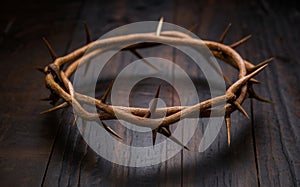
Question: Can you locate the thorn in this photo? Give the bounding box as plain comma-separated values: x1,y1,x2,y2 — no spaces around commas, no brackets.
144,84,161,118
100,120,122,140
101,81,113,103
156,17,164,36
249,78,261,84
230,35,252,48
252,93,273,103
40,102,68,114
40,93,60,103
84,22,92,44
36,67,45,74
149,84,161,114
129,49,160,71
40,97,51,101
232,101,250,119
245,64,268,81
225,115,231,147
73,115,78,126
248,85,273,103
236,64,268,88
218,23,232,43
145,85,161,146
223,73,232,85
152,129,158,146
158,126,190,150
249,57,274,73
82,22,92,75
169,136,190,151
158,126,171,137
42,37,57,60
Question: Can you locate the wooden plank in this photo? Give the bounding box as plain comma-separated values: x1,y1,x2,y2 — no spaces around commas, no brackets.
241,1,300,186
42,0,180,186
174,0,259,186
41,0,118,186
0,0,83,186
43,0,207,186
106,1,181,186
1,0,299,186
39,1,300,186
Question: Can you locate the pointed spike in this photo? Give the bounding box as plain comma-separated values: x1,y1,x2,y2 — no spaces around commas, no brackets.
149,84,161,113
218,23,232,43
100,120,122,140
169,136,190,151
245,64,268,81
101,81,113,103
158,126,171,137
249,78,261,84
250,57,274,73
232,101,250,119
236,64,268,88
146,83,162,146
230,35,252,48
225,115,231,147
84,22,92,44
82,22,92,74
40,97,51,101
156,17,164,36
144,84,162,118
40,102,68,114
158,126,190,150
152,129,158,146
248,85,273,103
223,73,232,85
40,93,60,103
42,37,57,60
36,67,45,74
253,95,273,103
129,49,160,71
72,115,78,126
251,92,273,103
184,145,190,151
154,84,161,99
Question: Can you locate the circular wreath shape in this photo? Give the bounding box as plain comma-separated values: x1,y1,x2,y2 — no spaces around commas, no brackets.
40,21,272,150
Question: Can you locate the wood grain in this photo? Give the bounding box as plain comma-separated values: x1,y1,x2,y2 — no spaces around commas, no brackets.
0,0,299,186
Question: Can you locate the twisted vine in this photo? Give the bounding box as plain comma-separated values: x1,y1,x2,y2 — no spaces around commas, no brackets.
39,21,272,148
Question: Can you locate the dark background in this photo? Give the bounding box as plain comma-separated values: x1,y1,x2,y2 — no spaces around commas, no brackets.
0,0,300,186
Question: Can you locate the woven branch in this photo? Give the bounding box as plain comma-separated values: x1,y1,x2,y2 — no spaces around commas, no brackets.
39,22,272,147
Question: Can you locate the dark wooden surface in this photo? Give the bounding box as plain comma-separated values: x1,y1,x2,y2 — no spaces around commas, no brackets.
0,0,300,186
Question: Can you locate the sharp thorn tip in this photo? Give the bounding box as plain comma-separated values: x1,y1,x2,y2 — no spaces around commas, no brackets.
230,35,252,48
218,23,232,43
42,37,57,60
100,120,122,140
232,101,250,119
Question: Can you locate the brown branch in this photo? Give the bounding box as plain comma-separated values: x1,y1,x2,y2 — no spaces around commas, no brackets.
41,28,270,146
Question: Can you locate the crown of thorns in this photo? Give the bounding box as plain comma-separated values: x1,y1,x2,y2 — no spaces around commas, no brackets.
39,19,272,149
